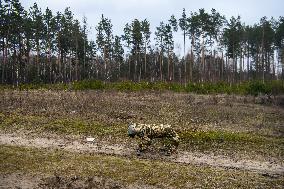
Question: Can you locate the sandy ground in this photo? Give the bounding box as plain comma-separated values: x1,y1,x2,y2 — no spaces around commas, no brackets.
1,91,283,188
0,173,160,189
1,133,283,177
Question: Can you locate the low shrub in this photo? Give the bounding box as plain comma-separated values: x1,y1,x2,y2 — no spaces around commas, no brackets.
1,80,284,95
72,80,105,90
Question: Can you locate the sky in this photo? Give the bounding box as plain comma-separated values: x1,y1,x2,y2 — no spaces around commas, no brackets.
21,0,284,55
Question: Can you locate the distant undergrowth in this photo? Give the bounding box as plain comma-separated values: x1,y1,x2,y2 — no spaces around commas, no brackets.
0,80,283,95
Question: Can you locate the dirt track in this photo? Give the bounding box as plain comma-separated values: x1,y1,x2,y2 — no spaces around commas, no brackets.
0,173,159,189
1,133,283,177
1,91,284,188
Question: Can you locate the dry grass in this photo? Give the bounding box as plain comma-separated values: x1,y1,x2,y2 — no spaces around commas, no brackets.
1,145,283,189
0,90,283,162
1,90,284,188
1,90,283,134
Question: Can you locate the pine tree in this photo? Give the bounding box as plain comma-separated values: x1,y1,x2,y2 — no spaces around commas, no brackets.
131,19,143,81
222,16,243,82
155,21,166,81
0,0,6,83
164,24,174,81
169,15,178,32
113,35,124,80
1,0,13,83
0,1,282,85
122,23,132,79
22,9,34,82
96,14,113,81
29,2,44,82
187,11,201,82
275,17,284,80
259,17,275,81
207,9,225,82
169,15,178,81
179,8,189,82
122,19,145,81
197,9,210,82
82,16,88,79
43,7,55,82
72,19,81,81
179,8,188,58
141,19,151,79
6,0,25,85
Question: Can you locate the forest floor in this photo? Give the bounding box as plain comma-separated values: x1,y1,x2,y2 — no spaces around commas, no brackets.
0,90,283,188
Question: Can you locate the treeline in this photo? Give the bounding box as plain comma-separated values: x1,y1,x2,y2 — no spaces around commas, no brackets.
0,0,284,85
3,80,283,96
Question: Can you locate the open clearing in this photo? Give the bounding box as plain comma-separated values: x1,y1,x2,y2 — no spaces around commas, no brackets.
0,133,283,175
0,90,283,188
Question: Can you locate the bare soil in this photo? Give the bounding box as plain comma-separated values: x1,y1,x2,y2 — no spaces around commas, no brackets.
0,173,158,189
0,90,283,136
0,90,283,188
0,133,283,176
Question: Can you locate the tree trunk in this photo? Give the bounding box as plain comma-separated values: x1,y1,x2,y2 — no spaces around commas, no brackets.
2,39,6,83
233,43,236,83
144,43,147,80
183,30,186,83
261,26,265,83
69,53,72,82
201,38,205,82
83,38,86,79
135,46,138,81
75,37,79,81
13,45,17,85
118,60,121,80
282,49,284,82
168,49,170,81
173,53,175,81
179,67,181,84
240,48,242,82
36,41,40,81
225,55,228,83
190,35,194,82
139,51,141,82
272,52,275,80
63,55,66,83
128,56,131,80
17,35,21,85
242,51,245,81
256,51,259,79
213,50,216,82
208,50,212,82
48,42,52,83
160,50,163,81
104,45,107,81
221,51,224,81
247,45,250,81
266,52,270,80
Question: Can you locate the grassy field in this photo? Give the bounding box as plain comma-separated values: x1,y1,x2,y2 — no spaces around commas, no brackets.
1,145,283,189
0,89,283,188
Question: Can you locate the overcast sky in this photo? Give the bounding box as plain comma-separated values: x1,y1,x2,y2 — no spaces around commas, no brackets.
21,0,284,55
